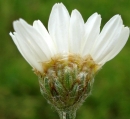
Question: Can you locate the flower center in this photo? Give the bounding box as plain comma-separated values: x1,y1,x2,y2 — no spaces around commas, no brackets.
35,54,100,76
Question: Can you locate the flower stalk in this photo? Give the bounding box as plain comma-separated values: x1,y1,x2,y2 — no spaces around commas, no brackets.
58,109,76,119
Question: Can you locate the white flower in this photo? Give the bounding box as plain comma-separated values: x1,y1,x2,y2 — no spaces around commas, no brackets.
10,3,129,73
9,3,130,114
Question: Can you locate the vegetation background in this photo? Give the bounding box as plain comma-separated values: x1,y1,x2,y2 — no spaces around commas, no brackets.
0,0,130,119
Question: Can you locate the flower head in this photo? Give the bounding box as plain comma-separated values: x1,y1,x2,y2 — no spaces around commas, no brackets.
10,3,129,116
10,3,129,73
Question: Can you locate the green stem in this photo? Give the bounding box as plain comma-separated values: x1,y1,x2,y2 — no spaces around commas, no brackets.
57,109,76,119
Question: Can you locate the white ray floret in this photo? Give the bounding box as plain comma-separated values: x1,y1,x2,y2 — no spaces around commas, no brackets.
48,3,70,53
81,13,101,56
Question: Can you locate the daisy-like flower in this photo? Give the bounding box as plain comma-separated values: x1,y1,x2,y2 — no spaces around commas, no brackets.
10,3,129,119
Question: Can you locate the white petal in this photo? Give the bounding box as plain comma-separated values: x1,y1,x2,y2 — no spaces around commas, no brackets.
9,32,43,72
99,27,129,64
91,15,123,63
33,20,56,54
13,19,54,61
13,21,47,61
69,9,85,54
48,3,70,53
81,13,101,56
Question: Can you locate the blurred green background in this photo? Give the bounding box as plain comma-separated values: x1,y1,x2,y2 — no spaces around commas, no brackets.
0,0,130,119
